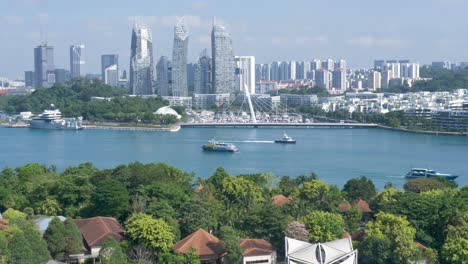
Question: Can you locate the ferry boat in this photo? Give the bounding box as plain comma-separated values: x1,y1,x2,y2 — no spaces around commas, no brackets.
274,133,296,144
202,139,239,152
405,168,458,181
29,105,84,130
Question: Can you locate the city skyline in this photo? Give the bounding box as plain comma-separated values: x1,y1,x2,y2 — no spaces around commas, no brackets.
1,0,468,79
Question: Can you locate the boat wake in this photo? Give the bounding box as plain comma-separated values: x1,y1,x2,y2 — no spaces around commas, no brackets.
387,175,405,179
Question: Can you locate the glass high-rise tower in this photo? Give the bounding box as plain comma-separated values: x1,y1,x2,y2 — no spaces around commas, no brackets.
34,43,55,88
211,18,235,94
70,44,85,79
171,18,189,97
129,21,154,95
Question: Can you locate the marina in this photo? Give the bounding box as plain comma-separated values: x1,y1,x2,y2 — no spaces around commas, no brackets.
0,126,466,189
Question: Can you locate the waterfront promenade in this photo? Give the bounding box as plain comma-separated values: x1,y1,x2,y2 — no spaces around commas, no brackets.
180,122,378,128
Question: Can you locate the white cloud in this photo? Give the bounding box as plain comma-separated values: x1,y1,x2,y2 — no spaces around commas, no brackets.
348,36,409,48
192,1,209,10
0,16,23,25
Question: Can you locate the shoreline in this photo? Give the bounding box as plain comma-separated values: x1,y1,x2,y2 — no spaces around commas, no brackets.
2,122,467,136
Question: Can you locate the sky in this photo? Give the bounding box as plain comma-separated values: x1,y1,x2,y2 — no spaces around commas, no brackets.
1,0,468,79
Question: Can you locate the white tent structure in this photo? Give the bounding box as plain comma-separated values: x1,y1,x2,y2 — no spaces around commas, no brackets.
285,237,358,264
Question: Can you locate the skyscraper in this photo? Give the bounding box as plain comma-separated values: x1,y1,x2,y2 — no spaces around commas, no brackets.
54,69,70,85
315,69,330,89
172,18,189,97
332,69,346,91
270,62,280,81
261,64,271,81
323,59,334,71
70,44,85,79
34,43,55,88
279,62,289,81
289,61,296,80
156,56,170,96
24,71,34,87
235,56,256,95
129,21,154,95
194,49,212,94
211,18,235,94
104,65,118,86
101,54,119,81
368,71,381,91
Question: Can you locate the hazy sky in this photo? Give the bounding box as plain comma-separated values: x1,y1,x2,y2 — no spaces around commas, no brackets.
1,0,468,79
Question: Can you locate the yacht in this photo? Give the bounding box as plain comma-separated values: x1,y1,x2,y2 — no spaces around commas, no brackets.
30,105,84,130
405,168,458,181
202,139,239,152
274,132,296,144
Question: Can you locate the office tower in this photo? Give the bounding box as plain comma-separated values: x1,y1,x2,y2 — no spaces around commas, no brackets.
34,43,55,88
315,69,330,89
270,61,280,81
104,64,118,86
101,54,119,81
172,18,189,97
129,21,154,95
235,56,255,94
54,69,70,84
295,62,304,80
322,59,334,71
431,61,451,69
262,63,271,81
194,49,213,94
156,56,170,96
279,62,289,81
381,70,393,88
211,18,235,94
368,71,381,90
70,44,85,79
187,63,195,93
374,60,385,70
121,70,127,80
24,71,34,87
332,69,346,91
255,64,262,82
289,61,296,80
312,59,322,70
334,59,346,70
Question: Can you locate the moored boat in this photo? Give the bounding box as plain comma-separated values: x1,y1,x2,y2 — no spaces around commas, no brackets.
29,104,84,130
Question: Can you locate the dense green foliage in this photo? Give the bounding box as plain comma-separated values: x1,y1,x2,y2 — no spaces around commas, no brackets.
0,79,177,124
342,176,376,201
0,162,465,263
99,237,128,264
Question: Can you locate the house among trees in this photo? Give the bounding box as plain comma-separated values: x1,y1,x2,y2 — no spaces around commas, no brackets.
339,198,373,221
173,229,226,264
73,217,125,258
240,239,277,264
271,194,293,206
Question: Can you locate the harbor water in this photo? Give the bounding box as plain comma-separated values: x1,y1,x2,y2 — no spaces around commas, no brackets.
1,127,467,189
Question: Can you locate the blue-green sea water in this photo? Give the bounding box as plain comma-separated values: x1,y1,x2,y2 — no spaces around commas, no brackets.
1,127,467,189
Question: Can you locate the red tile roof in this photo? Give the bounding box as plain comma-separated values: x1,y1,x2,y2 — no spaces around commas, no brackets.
240,239,275,256
339,199,372,213
353,199,372,213
173,229,225,257
0,219,7,230
74,217,125,248
272,194,292,206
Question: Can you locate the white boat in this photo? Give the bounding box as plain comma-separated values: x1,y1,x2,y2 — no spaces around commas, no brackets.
274,132,296,144
30,105,84,130
405,168,458,181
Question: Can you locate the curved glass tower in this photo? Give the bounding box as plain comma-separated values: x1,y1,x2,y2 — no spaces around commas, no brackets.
171,18,189,97
130,21,154,95
211,18,235,94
